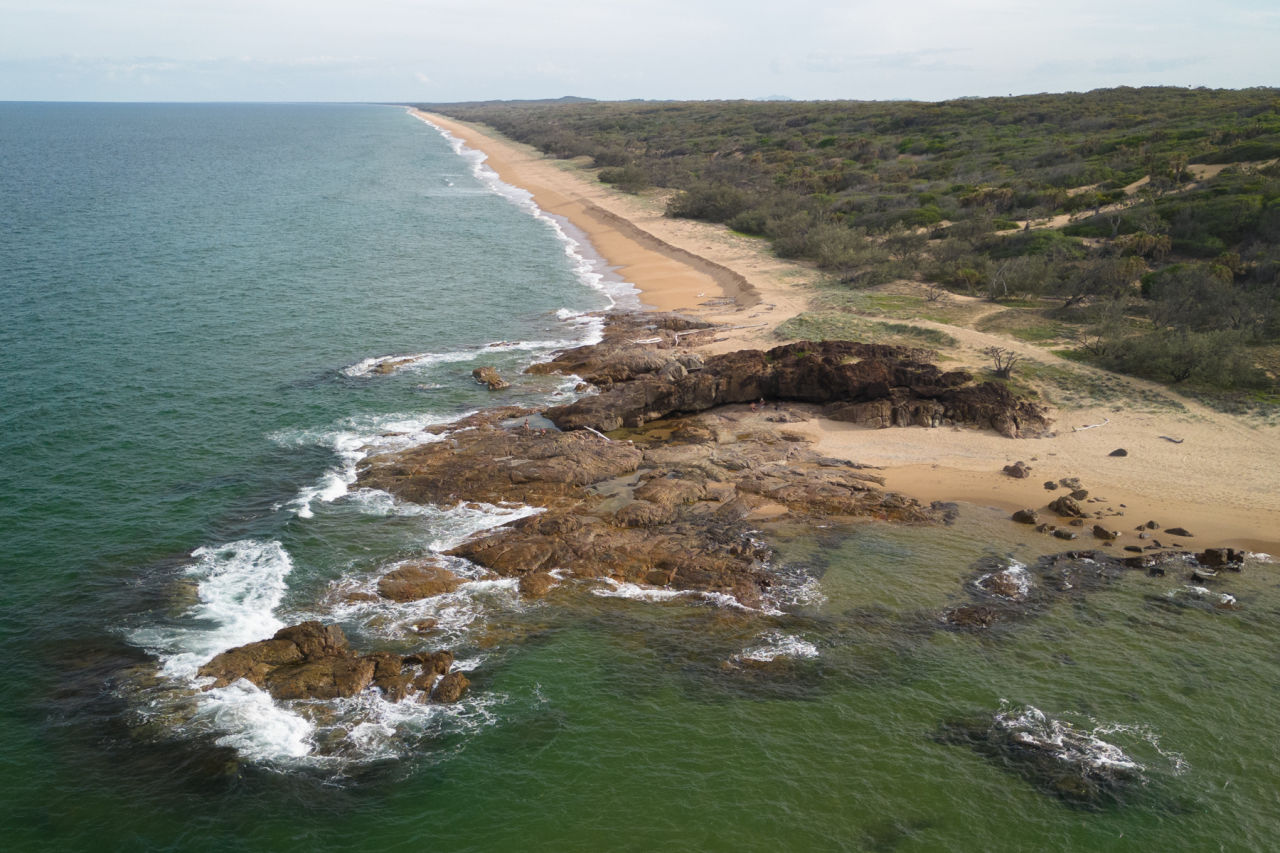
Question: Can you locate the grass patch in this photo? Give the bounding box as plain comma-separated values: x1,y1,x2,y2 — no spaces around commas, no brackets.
775,312,959,349
975,308,1073,344
808,282,985,325
1016,359,1185,411
1171,387,1280,420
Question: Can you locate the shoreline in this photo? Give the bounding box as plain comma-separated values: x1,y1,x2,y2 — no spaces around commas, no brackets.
412,108,1280,554
415,109,758,315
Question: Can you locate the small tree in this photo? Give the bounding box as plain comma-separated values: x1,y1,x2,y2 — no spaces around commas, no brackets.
983,346,1022,379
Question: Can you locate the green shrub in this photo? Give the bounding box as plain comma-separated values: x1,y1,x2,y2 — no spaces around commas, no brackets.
598,165,650,193
1099,329,1265,387
667,182,753,222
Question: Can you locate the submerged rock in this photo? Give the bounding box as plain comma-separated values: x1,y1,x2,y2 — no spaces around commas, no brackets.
937,703,1150,807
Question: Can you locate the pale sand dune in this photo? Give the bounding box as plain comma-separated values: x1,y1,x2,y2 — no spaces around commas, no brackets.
415,110,1280,552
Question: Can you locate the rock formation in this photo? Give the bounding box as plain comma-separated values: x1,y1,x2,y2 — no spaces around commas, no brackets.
472,366,510,390
356,312,1051,609
541,332,1050,438
197,621,467,704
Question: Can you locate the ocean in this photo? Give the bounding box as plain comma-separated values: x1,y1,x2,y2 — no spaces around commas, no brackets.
2,102,1277,851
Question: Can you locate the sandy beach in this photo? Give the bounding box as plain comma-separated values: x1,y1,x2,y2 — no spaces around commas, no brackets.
415,109,1280,553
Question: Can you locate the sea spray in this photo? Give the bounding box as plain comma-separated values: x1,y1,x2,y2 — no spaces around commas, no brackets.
131,539,294,680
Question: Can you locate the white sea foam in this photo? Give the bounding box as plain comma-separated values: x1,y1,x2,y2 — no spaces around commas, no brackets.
736,631,820,663
591,579,696,603
993,701,1187,777
975,561,1032,600
994,702,1143,773
590,578,765,612
412,109,639,314
131,539,294,680
127,534,519,768
340,335,595,380
126,540,323,764
325,554,525,646
197,680,315,760
270,411,459,519
763,568,827,611
317,686,505,763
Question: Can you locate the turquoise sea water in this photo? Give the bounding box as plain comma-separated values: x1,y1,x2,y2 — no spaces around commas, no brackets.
2,103,1279,851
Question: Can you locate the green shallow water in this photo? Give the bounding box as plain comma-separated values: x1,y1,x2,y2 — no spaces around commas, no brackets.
3,103,1278,852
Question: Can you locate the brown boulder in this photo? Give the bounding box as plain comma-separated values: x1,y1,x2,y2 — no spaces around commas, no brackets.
1002,461,1032,478
472,366,510,390
273,622,350,660
263,656,377,701
613,500,675,528
377,560,463,602
1091,525,1119,541
1048,495,1086,518
197,622,464,704
405,650,454,675
1011,509,1039,524
544,339,1048,437
518,571,557,597
1196,548,1244,568
432,671,470,704
196,638,304,689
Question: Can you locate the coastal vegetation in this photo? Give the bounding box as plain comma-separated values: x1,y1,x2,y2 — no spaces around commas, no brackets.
425,88,1280,402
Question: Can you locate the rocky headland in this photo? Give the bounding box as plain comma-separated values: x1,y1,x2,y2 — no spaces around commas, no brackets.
359,313,1051,609
206,312,1055,703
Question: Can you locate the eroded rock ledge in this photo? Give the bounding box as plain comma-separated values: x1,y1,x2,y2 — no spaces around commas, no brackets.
536,314,1050,438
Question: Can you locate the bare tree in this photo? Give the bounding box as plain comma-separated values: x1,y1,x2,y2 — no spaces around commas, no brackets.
982,346,1022,379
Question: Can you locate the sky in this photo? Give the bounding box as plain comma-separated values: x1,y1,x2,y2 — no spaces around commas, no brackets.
0,0,1275,102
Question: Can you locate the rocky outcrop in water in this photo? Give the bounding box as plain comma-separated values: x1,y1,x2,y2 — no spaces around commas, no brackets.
472,366,510,390
377,559,463,602
360,405,935,609
355,312,1051,608
197,621,466,704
